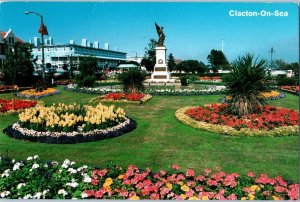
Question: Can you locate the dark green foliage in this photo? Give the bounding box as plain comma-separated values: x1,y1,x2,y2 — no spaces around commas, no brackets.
175,60,207,74
2,42,34,86
223,53,271,116
276,75,298,86
118,69,146,93
76,56,98,87
180,75,189,86
207,49,229,73
167,53,176,72
141,39,157,72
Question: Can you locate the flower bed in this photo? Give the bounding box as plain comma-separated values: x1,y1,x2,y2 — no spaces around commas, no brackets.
3,103,136,144
17,88,61,99
0,156,298,200
90,93,152,104
145,88,226,96
0,99,40,115
0,85,32,93
199,76,222,82
65,84,122,95
280,86,299,95
220,91,284,103
176,104,298,137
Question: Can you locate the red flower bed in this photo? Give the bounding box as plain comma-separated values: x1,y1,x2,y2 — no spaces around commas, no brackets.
185,104,298,131
280,86,299,94
0,99,37,113
104,93,145,101
199,76,222,81
82,164,299,200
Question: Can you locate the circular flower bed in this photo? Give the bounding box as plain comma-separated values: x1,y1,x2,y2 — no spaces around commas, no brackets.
220,91,284,103
176,104,298,137
4,103,136,144
90,92,152,104
0,156,298,199
17,88,61,99
0,99,42,115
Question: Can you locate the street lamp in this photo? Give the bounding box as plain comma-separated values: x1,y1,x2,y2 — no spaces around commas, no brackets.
25,11,49,79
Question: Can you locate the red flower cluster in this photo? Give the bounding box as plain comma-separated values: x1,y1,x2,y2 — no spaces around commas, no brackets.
82,164,299,200
280,86,299,94
104,93,145,101
185,104,298,131
199,76,222,81
0,99,37,113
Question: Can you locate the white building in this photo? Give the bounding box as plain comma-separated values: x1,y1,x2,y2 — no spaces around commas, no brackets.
0,29,25,68
30,37,127,69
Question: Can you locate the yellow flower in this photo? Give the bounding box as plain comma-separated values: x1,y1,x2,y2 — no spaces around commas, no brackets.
166,182,173,190
181,185,190,192
188,196,199,200
241,197,247,200
201,196,209,200
117,175,123,179
180,194,187,199
178,181,184,186
103,177,113,187
248,194,255,200
250,185,261,192
272,196,279,200
129,196,140,200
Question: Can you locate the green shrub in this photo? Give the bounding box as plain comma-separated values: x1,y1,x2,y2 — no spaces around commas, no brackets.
118,69,146,93
180,75,189,86
77,75,96,87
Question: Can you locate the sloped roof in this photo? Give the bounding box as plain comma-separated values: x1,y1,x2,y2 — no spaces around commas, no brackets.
0,31,25,43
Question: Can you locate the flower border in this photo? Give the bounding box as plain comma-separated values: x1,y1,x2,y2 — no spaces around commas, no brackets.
17,90,61,99
3,117,136,144
175,107,298,137
89,94,152,104
0,100,44,116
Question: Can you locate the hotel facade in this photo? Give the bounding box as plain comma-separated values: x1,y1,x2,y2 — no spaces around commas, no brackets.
30,37,127,69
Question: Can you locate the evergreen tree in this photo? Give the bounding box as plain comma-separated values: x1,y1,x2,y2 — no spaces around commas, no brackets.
167,53,176,72
141,39,157,72
3,42,34,86
207,49,229,73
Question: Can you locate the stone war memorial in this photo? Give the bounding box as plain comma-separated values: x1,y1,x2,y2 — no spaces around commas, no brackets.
150,22,173,82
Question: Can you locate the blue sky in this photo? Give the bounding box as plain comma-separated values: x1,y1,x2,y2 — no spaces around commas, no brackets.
0,2,298,64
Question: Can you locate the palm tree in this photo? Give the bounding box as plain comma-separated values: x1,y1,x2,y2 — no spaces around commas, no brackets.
223,53,271,116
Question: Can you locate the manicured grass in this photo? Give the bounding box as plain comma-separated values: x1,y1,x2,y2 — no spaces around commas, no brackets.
0,87,298,182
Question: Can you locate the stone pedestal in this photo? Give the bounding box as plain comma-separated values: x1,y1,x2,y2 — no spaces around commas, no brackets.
151,46,171,82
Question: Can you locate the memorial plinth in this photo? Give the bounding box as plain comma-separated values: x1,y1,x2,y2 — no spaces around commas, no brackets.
151,46,172,82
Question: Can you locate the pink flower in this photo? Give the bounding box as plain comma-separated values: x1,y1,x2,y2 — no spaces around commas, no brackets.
195,175,205,182
227,193,237,200
150,193,160,200
160,187,170,196
186,169,195,177
187,181,196,187
172,164,179,170
247,172,255,178
85,190,95,197
275,185,286,193
97,169,108,177
95,188,105,199
119,190,129,197
177,174,186,181
91,178,99,186
185,189,194,197
287,184,299,200
207,179,218,186
141,188,150,196
160,170,167,176
195,186,203,192
275,176,288,187
204,168,212,175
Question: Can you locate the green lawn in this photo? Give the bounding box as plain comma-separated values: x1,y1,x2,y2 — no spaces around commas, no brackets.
0,87,298,182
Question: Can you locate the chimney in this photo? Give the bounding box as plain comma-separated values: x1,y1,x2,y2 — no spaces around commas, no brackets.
94,41,99,49
81,38,87,47
104,42,109,50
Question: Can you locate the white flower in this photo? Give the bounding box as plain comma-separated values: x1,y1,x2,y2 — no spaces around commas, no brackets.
13,162,22,171
17,183,26,189
27,156,33,161
29,163,40,171
81,192,88,199
66,179,79,188
1,169,10,178
0,192,5,198
23,194,32,199
42,189,49,198
58,189,68,196
44,164,48,168
33,155,39,159
62,159,70,168
82,174,92,183
33,192,42,199
12,159,15,163
70,161,75,165
68,168,77,174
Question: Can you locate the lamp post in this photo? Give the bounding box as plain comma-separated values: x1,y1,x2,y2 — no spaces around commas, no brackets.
25,11,48,79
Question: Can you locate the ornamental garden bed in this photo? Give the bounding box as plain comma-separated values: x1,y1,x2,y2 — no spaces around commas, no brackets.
17,88,61,99
0,156,298,200
0,99,42,115
280,86,299,96
176,104,298,137
65,84,122,95
0,85,32,94
144,88,226,96
90,93,152,104
219,91,285,103
3,103,136,144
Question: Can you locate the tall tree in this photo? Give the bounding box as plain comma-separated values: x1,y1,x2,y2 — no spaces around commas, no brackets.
167,53,176,72
141,39,157,72
76,56,98,87
2,42,34,86
207,49,229,73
